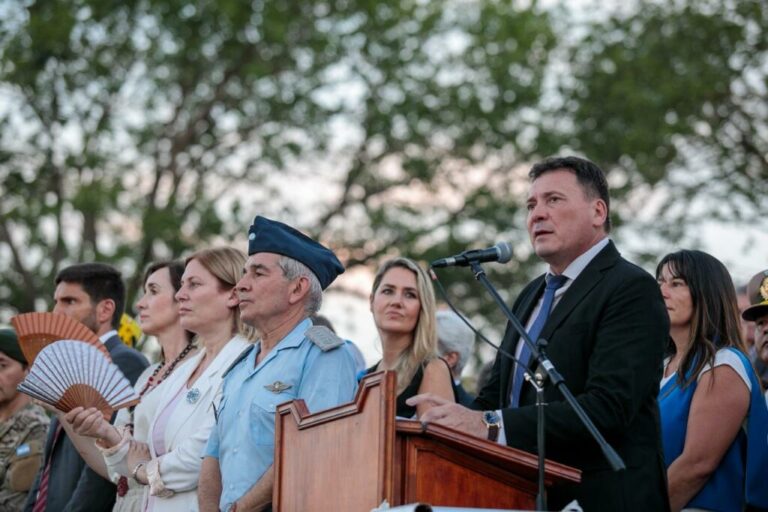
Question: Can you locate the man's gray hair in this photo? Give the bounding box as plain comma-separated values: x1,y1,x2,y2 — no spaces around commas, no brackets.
277,256,323,315
436,309,475,376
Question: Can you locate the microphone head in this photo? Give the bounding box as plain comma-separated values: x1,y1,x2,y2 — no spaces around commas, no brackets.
495,242,513,264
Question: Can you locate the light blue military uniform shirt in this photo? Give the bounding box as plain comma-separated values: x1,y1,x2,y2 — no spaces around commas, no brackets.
204,318,358,510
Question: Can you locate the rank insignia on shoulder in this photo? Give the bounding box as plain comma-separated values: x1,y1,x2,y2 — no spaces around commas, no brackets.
265,381,292,393
305,325,344,352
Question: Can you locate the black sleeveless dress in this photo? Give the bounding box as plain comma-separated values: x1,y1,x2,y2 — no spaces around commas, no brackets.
364,358,458,418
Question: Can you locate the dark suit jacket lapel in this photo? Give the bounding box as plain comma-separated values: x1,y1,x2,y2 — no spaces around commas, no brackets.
539,241,620,341
500,241,620,406
41,417,59,464
500,276,546,406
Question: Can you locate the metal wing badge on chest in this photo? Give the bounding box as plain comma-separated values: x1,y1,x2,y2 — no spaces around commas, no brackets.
264,381,292,393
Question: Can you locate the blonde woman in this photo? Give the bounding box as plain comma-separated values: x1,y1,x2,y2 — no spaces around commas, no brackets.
65,247,253,511
364,257,455,418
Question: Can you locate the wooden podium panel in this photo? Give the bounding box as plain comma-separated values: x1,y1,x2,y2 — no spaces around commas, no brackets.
274,372,580,512
273,372,396,511
395,421,580,509
400,436,536,508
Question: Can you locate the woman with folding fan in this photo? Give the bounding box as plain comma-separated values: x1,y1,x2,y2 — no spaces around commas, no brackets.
54,260,194,510
105,260,197,511
64,248,254,511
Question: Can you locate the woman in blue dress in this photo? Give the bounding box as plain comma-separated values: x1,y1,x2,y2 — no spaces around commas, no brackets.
656,250,768,512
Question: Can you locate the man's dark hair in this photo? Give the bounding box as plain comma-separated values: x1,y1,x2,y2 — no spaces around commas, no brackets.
55,263,125,329
529,156,612,232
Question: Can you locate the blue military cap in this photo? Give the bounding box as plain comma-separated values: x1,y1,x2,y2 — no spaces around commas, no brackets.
247,216,345,289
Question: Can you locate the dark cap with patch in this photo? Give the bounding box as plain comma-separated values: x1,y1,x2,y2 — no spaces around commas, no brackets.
0,328,27,365
741,269,768,321
247,216,344,290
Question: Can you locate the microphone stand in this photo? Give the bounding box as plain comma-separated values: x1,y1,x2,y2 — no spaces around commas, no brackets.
526,367,548,510
467,260,625,506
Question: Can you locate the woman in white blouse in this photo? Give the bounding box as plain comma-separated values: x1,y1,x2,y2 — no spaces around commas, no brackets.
59,260,195,510
65,247,254,511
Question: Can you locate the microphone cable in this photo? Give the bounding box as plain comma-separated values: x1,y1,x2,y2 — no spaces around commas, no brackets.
428,268,535,382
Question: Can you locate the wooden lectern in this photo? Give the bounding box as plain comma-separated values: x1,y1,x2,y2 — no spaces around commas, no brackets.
273,371,580,511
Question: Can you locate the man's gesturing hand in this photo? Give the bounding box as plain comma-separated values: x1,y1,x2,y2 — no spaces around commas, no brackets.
407,393,488,439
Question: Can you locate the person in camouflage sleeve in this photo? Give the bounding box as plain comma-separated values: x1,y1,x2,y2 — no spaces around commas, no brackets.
0,328,49,511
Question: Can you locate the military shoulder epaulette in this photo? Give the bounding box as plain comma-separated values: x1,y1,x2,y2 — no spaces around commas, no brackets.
305,325,344,352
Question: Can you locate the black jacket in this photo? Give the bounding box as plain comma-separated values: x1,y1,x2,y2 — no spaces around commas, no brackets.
474,241,670,511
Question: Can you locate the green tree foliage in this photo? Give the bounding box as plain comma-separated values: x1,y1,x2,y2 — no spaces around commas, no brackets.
560,0,767,259
0,0,556,327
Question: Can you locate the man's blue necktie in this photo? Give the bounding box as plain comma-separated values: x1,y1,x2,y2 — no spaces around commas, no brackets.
510,274,569,407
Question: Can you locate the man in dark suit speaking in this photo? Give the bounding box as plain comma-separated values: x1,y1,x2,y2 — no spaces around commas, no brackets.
410,156,670,510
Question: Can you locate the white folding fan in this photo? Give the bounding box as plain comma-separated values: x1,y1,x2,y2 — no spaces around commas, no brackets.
18,340,139,417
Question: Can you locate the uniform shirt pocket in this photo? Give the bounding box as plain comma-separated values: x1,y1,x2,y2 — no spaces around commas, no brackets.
251,384,297,442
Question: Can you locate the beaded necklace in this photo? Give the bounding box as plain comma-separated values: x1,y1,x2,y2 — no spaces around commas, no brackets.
135,341,196,404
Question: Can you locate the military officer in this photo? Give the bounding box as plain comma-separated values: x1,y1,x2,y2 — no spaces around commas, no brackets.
0,329,49,511
198,216,358,512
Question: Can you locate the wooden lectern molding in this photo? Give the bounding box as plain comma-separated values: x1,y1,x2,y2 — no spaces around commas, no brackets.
276,370,395,429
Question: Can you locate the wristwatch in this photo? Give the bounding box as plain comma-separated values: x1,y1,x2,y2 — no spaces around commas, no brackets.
482,410,501,442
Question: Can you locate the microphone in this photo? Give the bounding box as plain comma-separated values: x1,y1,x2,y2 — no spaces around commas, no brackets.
430,242,513,268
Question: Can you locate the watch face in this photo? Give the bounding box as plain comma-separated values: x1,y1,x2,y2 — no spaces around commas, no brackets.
484,411,500,425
